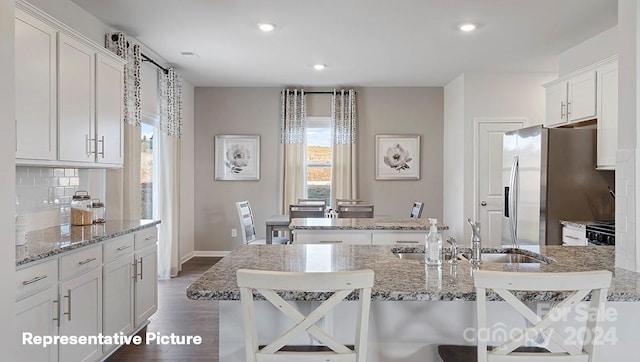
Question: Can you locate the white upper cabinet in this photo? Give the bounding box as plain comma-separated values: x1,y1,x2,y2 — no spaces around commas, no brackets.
96,54,124,165
15,0,126,168
58,33,96,163
15,9,57,161
596,58,618,170
544,71,596,127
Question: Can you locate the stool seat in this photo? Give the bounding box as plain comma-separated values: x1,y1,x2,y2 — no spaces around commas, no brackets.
438,345,551,362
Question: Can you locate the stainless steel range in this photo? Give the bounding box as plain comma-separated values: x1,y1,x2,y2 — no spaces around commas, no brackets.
586,221,615,245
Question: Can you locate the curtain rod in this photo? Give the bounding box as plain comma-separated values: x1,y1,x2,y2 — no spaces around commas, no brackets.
141,53,169,74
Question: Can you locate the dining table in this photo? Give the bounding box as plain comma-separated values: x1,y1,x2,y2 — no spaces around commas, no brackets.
264,214,290,244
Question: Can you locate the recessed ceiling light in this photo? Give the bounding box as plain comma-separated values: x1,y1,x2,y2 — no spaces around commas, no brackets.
258,23,275,32
459,23,477,32
313,64,326,71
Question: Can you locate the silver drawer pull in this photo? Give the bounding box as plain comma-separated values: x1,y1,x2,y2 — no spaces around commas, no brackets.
116,245,131,251
565,235,580,240
396,240,419,244
22,275,47,285
319,240,342,244
78,257,97,265
144,235,156,241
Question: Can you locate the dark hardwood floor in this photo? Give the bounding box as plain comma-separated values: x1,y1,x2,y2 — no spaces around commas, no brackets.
108,257,222,361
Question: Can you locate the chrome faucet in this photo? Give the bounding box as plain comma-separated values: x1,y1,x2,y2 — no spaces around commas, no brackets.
467,218,482,265
446,236,458,264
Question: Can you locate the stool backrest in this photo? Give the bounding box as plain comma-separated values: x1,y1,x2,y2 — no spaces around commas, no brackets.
338,204,374,218
237,269,374,362
298,198,327,208
410,201,424,218
474,270,612,362
289,204,325,219
236,200,257,244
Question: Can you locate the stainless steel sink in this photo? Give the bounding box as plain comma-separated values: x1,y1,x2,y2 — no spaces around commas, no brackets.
459,252,547,264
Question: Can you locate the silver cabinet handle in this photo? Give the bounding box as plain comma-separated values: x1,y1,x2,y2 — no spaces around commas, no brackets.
52,297,60,327
78,257,97,265
132,261,137,282
63,289,71,321
97,135,105,158
560,101,565,119
22,275,47,285
566,101,571,117
319,240,342,244
145,235,156,241
138,258,143,280
565,235,580,240
396,240,419,244
85,134,91,157
116,245,131,251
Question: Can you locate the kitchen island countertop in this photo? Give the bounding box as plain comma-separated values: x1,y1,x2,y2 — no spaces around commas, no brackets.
187,244,640,302
289,217,449,231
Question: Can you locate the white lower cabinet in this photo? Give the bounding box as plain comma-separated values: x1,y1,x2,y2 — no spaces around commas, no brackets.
134,244,158,326
15,286,59,362
15,226,159,362
58,268,102,362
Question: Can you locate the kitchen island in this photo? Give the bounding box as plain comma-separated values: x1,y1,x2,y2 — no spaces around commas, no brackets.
187,244,640,361
289,217,449,244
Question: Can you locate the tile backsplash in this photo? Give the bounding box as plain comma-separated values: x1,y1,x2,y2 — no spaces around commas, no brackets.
16,167,90,231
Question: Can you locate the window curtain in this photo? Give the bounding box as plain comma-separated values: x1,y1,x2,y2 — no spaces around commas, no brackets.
158,68,182,279
104,32,142,220
278,89,306,214
331,89,358,207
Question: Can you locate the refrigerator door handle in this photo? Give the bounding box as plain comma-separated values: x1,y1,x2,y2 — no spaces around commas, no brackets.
509,156,519,246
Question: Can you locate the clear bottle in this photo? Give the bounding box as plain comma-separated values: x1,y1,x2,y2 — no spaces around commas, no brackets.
425,218,443,266
71,191,93,226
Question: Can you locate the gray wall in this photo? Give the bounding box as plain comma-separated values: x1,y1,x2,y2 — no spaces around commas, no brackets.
194,87,444,252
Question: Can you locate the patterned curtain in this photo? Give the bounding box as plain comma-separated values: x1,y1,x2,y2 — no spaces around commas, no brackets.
331,89,358,206
332,89,357,144
159,68,183,137
104,32,141,126
278,89,307,214
280,89,306,144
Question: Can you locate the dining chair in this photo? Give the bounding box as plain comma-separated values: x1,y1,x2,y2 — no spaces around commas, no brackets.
289,204,325,219
236,200,289,245
298,198,327,208
337,204,374,218
410,201,424,218
237,269,374,362
438,269,612,362
336,198,363,205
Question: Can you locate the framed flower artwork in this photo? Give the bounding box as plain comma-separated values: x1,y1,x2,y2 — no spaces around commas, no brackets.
215,135,260,180
375,134,420,180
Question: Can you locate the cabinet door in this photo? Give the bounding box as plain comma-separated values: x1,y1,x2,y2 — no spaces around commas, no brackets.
567,71,597,122
58,33,95,163
95,54,124,165
59,268,102,362
544,82,567,127
134,245,158,326
15,10,57,160
597,61,618,170
103,256,135,340
15,287,59,362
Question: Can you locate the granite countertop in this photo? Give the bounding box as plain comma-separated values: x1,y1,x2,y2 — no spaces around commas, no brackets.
289,217,449,231
187,244,640,302
16,219,161,267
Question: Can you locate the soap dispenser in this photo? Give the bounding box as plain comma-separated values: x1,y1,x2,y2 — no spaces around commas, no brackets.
425,218,442,266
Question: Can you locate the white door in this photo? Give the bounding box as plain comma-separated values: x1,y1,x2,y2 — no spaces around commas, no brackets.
103,256,135,348
95,54,124,165
15,287,59,362
134,245,158,326
544,82,567,127
567,70,597,122
476,119,525,247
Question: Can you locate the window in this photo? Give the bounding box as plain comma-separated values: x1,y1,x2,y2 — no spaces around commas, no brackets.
305,117,332,206
140,122,157,220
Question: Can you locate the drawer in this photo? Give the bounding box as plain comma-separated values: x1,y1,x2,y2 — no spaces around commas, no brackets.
293,231,371,245
103,234,135,263
59,245,102,280
562,226,586,246
372,232,427,245
135,226,158,250
16,259,58,300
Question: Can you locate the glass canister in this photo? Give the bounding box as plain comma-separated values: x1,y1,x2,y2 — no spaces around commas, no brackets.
71,191,93,226
92,198,105,224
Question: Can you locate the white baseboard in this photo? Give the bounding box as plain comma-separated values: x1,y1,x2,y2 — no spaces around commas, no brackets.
180,252,194,265
193,251,230,258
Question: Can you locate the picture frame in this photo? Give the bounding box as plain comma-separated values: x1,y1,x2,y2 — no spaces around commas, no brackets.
375,134,421,180
214,135,260,181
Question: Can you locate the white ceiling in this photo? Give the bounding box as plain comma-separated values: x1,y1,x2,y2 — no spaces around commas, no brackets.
72,0,617,87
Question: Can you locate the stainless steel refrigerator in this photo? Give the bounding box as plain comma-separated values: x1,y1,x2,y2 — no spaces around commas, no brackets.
502,125,614,246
